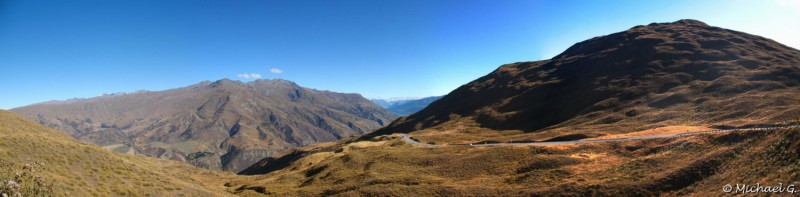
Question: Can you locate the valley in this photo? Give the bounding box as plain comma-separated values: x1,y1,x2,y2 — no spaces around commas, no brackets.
371,96,444,116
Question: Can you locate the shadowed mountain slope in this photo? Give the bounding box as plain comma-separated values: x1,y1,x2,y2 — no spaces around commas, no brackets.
11,79,395,172
369,19,800,140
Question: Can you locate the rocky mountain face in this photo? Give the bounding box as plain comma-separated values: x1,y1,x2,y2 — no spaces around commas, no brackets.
370,19,800,137
12,79,396,172
371,96,443,116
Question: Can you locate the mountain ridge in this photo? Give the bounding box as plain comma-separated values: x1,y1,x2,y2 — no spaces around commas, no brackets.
367,19,800,140
12,78,396,172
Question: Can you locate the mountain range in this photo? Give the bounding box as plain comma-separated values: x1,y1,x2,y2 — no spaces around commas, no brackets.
370,97,422,108
371,96,444,116
11,79,395,172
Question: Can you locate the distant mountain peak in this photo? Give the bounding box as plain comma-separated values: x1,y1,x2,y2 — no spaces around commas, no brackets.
640,19,709,28
209,78,243,88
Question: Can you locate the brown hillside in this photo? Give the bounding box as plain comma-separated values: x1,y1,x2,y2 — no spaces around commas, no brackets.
369,19,800,143
11,79,395,172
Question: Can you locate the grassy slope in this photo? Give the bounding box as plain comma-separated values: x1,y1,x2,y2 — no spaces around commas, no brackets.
0,110,236,196
228,127,800,196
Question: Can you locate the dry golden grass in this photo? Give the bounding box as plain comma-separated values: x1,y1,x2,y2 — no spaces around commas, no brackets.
4,105,796,196
407,116,527,145
403,116,718,146
584,125,714,140
4,104,796,196
0,110,237,196
227,126,800,196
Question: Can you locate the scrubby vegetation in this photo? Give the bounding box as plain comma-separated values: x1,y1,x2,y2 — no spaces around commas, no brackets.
0,161,57,196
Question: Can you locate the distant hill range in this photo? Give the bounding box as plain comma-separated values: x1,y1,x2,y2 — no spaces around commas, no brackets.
370,96,443,116
12,79,396,172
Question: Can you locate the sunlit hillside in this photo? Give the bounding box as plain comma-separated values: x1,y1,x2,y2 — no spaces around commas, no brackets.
228,126,800,196
0,110,235,196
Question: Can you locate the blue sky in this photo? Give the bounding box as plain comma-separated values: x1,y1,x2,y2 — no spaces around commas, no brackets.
1,0,799,109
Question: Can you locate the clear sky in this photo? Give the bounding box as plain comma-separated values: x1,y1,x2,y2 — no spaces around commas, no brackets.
1,0,799,109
